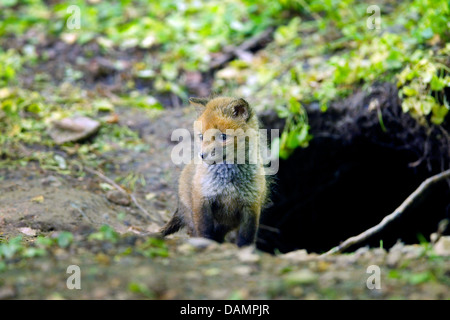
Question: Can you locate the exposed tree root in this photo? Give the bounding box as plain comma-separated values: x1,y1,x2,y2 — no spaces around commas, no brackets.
322,169,450,256
84,166,164,225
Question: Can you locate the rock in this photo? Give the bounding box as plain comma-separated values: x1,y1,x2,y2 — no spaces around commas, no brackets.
106,190,131,206
354,246,370,257
232,265,253,276
387,241,404,267
177,238,217,254
49,116,101,144
433,236,450,256
186,237,216,250
236,246,260,263
281,249,309,261
283,269,319,286
372,248,387,257
401,245,425,259
41,175,62,187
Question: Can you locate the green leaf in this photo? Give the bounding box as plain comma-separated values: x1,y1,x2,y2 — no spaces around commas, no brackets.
22,247,47,258
420,28,434,40
36,236,53,248
0,236,23,259
408,271,433,285
57,231,74,248
430,75,446,91
431,103,449,125
88,225,119,243
402,86,417,97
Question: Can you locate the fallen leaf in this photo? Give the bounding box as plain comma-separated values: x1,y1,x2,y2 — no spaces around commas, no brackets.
49,116,101,144
31,195,44,203
60,33,78,45
105,113,119,124
145,192,156,200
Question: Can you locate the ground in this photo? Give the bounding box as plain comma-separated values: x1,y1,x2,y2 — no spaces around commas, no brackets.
1,106,449,300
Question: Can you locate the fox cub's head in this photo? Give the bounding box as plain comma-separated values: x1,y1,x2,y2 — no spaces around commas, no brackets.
190,97,259,165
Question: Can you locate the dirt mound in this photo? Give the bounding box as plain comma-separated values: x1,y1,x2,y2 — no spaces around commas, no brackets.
0,172,149,239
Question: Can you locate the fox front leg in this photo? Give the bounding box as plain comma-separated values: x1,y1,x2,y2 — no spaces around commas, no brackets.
236,206,259,247
193,200,216,240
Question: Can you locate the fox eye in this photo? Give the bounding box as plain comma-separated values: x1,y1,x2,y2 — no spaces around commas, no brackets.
198,134,203,141
220,133,227,141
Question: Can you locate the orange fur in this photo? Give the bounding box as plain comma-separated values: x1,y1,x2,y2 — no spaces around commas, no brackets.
160,97,268,247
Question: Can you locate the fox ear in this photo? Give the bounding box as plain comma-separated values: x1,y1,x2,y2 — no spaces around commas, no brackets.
189,97,209,108
227,98,252,121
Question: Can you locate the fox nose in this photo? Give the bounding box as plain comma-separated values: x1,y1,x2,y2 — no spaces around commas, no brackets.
199,152,204,159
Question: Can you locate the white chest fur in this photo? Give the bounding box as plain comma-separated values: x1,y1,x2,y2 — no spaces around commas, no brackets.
201,163,258,199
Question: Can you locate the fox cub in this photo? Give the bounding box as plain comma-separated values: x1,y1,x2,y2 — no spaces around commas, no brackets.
160,97,268,247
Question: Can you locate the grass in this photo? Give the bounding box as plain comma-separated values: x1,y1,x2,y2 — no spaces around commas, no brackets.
0,0,449,162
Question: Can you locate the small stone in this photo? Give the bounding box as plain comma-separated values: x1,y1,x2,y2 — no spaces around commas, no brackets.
434,236,450,256
372,248,387,257
232,265,253,276
354,246,370,257
283,269,319,286
204,268,221,276
237,246,260,263
281,249,309,261
177,243,195,255
387,250,402,267
106,190,131,206
186,237,216,250
41,176,62,187
401,245,425,259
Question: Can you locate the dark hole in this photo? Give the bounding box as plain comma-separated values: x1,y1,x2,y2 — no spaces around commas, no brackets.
257,83,450,254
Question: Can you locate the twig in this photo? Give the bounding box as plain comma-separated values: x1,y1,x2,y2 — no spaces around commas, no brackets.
322,169,450,256
83,166,163,225
70,201,93,223
209,27,275,70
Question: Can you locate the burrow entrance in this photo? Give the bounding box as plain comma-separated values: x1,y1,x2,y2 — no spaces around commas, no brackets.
257,83,450,254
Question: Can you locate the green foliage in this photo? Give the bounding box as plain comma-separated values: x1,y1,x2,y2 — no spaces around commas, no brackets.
0,0,288,94
274,17,302,46
0,236,24,259
216,0,450,156
1,0,449,160
35,236,54,248
0,49,23,86
397,46,450,125
0,81,153,170
56,231,74,248
88,225,120,243
388,269,435,285
274,98,312,159
137,237,169,258
0,235,49,260
128,282,155,298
